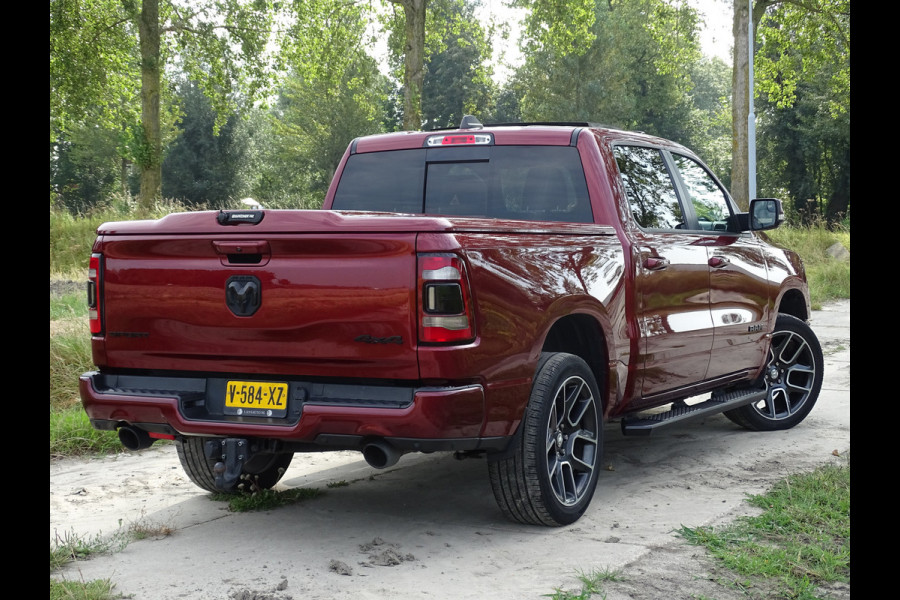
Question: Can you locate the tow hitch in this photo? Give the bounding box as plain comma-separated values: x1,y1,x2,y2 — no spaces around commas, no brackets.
205,438,252,491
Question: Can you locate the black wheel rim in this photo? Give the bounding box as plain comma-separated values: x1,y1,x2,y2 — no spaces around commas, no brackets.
752,329,817,421
545,375,599,506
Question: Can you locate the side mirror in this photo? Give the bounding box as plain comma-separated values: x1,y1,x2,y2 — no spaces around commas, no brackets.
749,198,785,231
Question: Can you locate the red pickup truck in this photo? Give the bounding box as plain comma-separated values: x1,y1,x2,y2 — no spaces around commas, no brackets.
80,118,823,526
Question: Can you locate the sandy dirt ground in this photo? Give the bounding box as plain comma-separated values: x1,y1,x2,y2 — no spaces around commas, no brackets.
50,300,850,600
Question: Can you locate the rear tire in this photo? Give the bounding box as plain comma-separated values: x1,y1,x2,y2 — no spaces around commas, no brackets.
176,437,293,493
488,353,603,526
724,314,823,431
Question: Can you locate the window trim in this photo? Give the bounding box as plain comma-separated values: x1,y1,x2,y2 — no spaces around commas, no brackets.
611,142,689,233
664,150,741,235
611,141,743,236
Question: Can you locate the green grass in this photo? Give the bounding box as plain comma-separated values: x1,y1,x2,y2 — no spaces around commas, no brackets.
765,223,850,309
50,406,122,458
51,292,88,321
50,198,190,278
50,578,119,600
545,568,624,599
210,485,323,512
679,457,850,599
51,519,173,599
51,530,126,599
545,458,850,600
50,328,92,410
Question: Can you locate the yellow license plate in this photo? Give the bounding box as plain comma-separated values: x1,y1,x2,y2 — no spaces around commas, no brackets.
224,381,289,417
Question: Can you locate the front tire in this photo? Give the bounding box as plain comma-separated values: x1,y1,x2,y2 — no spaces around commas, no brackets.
176,437,293,493
488,353,603,526
724,314,823,431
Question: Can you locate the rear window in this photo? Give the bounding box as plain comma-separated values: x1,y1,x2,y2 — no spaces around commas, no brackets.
332,146,593,223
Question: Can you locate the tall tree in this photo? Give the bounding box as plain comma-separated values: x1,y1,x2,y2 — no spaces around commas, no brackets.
731,0,775,210
51,123,124,214
51,0,283,212
162,81,247,207
515,0,702,144
384,0,484,131
754,2,850,225
269,54,389,204
421,0,493,130
730,0,849,210
387,0,428,130
689,56,734,187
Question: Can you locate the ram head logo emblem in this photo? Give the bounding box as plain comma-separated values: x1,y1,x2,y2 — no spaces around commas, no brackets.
226,275,261,316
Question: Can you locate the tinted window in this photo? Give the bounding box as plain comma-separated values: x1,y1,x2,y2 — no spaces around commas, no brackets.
331,149,425,213
613,146,685,230
333,146,593,223
671,154,732,231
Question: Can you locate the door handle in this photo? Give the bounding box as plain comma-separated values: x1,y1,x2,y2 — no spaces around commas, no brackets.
643,257,670,271
708,256,731,268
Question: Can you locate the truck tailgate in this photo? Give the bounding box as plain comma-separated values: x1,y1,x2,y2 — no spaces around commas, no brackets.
96,227,419,380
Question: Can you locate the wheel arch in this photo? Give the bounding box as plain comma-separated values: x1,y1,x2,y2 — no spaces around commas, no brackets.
539,313,610,413
777,287,810,321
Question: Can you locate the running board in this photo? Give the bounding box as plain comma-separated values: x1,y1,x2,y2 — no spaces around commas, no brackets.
620,386,767,436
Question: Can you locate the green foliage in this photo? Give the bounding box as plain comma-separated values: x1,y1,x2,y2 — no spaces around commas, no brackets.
751,0,850,226
51,0,289,210
756,0,849,116
267,51,388,204
382,0,492,130
51,123,125,214
679,459,850,599
50,209,104,276
285,0,374,87
51,292,87,322
686,57,733,188
51,529,128,572
162,81,249,207
422,0,495,130
515,0,705,147
517,0,597,56
50,0,141,139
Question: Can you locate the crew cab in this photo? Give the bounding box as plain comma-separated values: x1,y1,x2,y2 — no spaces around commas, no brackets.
80,117,823,526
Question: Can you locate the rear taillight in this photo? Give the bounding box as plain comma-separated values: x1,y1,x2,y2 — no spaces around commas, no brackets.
88,253,103,334
418,254,476,344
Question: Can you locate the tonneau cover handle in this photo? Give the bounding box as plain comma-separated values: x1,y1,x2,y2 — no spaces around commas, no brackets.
216,210,264,225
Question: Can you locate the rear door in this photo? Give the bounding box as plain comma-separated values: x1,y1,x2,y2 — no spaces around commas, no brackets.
613,145,714,401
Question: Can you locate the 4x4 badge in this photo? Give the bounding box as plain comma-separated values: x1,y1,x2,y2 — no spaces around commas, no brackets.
226,275,261,316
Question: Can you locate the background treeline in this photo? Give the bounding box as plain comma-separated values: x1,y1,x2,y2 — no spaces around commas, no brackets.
49,0,849,227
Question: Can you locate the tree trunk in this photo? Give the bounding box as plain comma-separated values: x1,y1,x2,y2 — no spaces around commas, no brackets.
392,0,427,131
731,0,776,211
730,0,750,211
138,0,161,212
